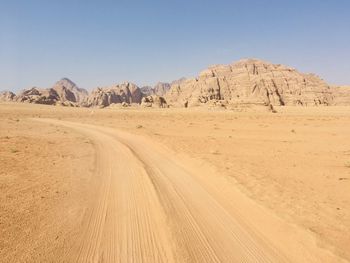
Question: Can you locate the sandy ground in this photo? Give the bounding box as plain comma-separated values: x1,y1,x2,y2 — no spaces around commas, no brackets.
0,102,349,262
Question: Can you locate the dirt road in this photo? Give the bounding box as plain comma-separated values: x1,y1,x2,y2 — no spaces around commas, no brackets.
33,118,345,263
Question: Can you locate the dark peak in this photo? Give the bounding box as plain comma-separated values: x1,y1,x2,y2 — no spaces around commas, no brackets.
56,77,77,87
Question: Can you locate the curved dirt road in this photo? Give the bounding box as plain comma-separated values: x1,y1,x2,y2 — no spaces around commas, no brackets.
35,119,344,263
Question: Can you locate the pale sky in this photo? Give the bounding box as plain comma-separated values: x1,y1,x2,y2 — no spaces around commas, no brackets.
1,0,349,91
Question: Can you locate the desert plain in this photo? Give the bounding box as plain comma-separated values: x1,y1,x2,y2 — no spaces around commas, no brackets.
0,102,349,262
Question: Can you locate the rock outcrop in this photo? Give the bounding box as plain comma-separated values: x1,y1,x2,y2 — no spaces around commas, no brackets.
11,78,86,106
82,82,142,108
52,78,88,103
140,86,153,96
141,95,168,108
166,59,334,107
171,77,187,86
152,82,171,96
0,91,16,102
141,82,171,96
330,86,350,105
3,60,350,109
16,87,60,105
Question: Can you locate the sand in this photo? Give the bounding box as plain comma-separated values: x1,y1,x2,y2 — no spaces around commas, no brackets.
0,102,349,262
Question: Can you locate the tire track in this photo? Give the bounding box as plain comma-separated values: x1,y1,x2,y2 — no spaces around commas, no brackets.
33,118,345,263
43,121,177,263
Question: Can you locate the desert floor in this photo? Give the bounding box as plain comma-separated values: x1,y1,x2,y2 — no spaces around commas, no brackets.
0,103,349,262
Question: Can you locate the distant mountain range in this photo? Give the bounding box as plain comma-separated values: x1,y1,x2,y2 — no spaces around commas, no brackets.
1,59,349,108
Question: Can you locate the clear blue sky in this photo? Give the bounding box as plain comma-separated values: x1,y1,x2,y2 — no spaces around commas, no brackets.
1,0,349,91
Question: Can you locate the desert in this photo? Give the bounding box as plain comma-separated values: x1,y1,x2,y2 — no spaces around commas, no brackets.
2,1,350,262
1,98,350,262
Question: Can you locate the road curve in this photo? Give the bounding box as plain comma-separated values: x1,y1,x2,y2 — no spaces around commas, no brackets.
33,119,344,263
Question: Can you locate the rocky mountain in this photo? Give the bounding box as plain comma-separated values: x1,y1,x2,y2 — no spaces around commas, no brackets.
166,59,334,107
152,82,171,96
6,78,87,106
141,82,171,96
170,77,187,86
82,82,143,108
2,60,349,109
140,86,153,96
140,79,187,97
16,87,61,105
16,78,88,106
52,78,88,103
0,91,16,102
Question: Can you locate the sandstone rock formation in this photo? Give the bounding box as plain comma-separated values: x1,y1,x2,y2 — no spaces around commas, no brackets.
11,78,86,106
82,82,142,108
141,95,167,108
0,91,16,102
152,82,171,96
140,86,153,96
52,78,88,104
141,82,171,96
16,87,60,105
3,59,350,109
330,86,350,105
166,59,334,107
171,77,187,86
